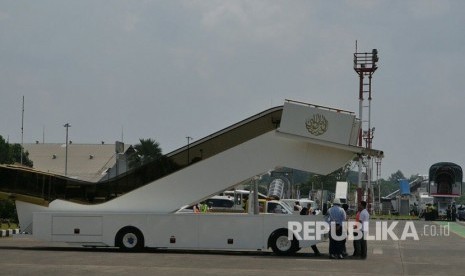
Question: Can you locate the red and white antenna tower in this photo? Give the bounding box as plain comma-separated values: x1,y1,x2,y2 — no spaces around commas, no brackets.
353,41,379,212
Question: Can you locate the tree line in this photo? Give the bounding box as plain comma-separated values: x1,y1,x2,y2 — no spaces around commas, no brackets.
0,135,33,167
0,135,34,224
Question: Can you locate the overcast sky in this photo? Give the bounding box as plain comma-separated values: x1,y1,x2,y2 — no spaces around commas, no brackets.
1,0,464,179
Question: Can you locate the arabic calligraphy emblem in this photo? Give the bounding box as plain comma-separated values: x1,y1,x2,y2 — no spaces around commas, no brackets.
305,114,328,136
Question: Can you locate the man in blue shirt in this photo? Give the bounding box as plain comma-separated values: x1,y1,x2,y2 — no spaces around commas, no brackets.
326,198,346,259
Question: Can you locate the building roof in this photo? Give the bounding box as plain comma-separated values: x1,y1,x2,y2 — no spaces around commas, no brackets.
23,143,118,182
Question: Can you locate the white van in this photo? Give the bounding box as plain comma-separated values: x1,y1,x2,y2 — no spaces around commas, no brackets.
281,199,319,214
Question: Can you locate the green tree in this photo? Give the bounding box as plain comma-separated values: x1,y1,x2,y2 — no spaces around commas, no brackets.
456,194,465,205
0,135,33,167
377,178,398,197
128,138,163,169
388,170,406,182
0,199,17,223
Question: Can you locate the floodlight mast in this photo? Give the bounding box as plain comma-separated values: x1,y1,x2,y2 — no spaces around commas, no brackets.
354,42,379,213
64,123,71,176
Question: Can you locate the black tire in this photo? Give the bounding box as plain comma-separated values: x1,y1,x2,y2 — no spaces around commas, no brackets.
115,227,144,251
269,231,299,256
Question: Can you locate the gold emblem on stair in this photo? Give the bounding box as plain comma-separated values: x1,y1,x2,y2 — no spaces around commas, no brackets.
305,114,328,136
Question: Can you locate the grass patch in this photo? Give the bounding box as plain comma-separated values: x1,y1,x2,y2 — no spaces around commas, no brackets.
346,214,419,220
0,223,19,230
371,215,419,220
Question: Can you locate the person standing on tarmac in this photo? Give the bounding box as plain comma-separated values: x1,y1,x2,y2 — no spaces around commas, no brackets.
341,203,349,257
299,204,321,257
452,204,457,221
352,204,362,258
359,200,369,259
326,198,346,259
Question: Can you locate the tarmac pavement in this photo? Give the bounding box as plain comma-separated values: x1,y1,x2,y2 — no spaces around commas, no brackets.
0,220,464,275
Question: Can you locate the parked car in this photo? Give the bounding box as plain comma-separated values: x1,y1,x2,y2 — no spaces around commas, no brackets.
176,195,236,213
281,199,320,215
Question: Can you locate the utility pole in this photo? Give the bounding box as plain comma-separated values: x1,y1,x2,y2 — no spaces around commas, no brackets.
20,96,24,165
64,123,71,176
186,136,193,165
375,157,382,214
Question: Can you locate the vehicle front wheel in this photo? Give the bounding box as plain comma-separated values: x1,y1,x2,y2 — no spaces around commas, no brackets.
269,231,298,256
115,227,144,251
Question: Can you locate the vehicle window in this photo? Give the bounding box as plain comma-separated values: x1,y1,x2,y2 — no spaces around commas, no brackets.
268,202,277,213
268,202,287,214
206,199,234,208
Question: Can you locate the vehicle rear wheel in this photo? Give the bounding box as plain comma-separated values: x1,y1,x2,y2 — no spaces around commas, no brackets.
116,227,144,251
270,231,298,256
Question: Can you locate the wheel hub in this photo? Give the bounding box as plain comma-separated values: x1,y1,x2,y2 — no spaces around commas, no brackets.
276,235,292,251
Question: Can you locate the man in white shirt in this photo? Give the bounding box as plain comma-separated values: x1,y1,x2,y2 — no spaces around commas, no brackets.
359,201,369,259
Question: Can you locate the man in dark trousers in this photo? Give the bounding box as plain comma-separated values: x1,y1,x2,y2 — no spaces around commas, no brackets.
326,198,346,259
341,203,349,257
299,205,321,256
359,201,369,259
